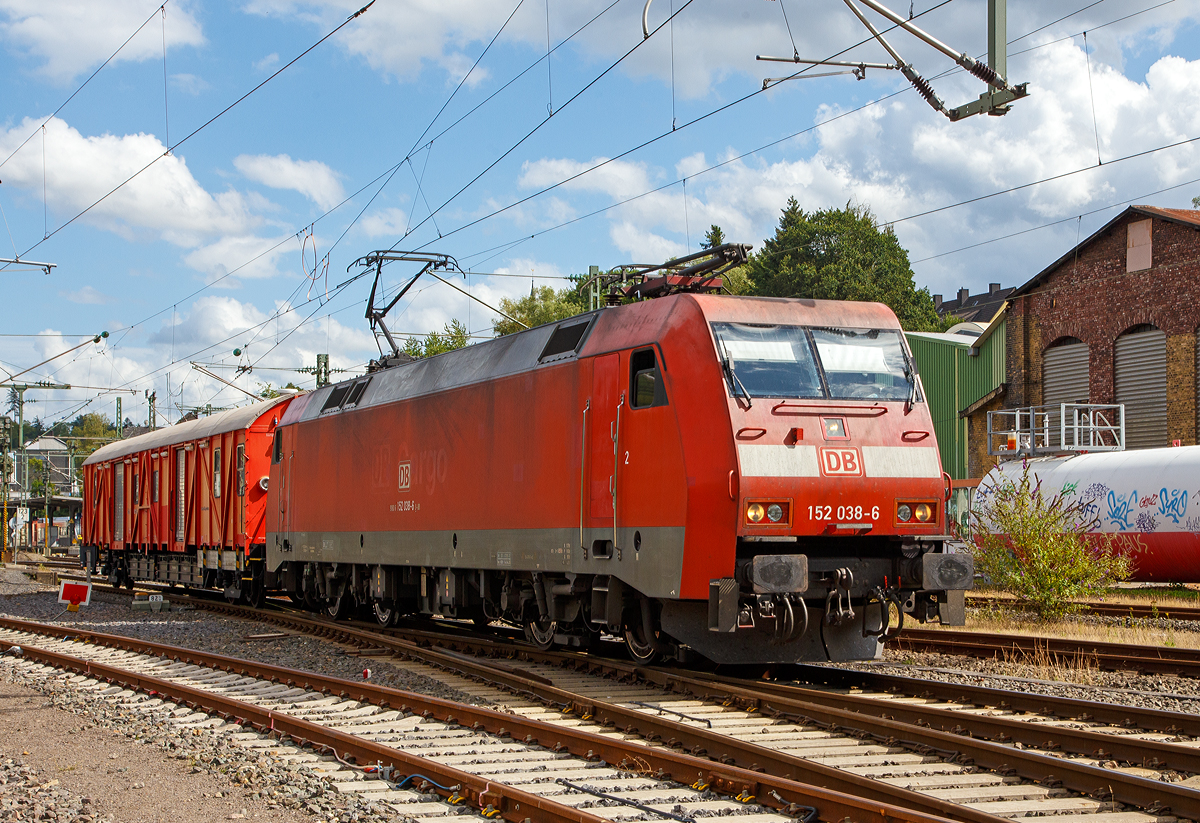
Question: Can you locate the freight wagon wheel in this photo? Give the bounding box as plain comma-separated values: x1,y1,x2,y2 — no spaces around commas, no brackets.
623,624,661,665
373,601,397,628
326,590,354,621
523,616,557,650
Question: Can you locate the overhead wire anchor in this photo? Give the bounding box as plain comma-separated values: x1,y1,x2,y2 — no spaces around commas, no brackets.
759,0,1028,121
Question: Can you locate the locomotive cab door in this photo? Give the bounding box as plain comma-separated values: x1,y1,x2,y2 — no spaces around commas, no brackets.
586,353,621,555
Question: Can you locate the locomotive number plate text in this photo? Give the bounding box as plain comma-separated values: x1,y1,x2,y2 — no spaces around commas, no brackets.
808,505,880,521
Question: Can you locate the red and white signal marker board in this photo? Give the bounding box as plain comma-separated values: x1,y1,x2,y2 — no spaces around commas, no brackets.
58,580,92,609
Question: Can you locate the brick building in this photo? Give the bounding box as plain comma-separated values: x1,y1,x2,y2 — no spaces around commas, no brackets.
1005,205,1200,449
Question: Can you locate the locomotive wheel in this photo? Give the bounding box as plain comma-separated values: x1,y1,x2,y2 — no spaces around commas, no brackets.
326,590,354,621
523,616,557,650
623,624,661,664
373,601,397,628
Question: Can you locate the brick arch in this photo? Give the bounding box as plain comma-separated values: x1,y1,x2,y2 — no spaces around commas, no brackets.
1041,333,1086,354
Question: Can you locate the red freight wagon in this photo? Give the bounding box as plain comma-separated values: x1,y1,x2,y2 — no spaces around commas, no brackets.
82,395,294,603
265,293,972,664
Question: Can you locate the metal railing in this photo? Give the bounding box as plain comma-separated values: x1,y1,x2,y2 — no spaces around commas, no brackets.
987,403,1124,457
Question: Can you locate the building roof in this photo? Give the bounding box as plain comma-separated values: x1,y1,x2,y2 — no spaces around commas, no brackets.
25,436,68,452
934,287,1015,323
1012,205,1200,298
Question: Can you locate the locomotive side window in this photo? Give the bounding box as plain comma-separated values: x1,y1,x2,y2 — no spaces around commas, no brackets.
272,429,283,464
175,450,186,542
630,348,667,409
213,447,222,498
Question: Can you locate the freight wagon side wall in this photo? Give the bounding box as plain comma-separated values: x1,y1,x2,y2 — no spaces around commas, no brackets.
82,397,291,555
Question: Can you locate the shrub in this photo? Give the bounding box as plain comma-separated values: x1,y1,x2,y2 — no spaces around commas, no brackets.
969,461,1132,621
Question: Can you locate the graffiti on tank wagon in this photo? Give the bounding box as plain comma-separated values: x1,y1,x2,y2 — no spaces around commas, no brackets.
1106,489,1137,530
1158,487,1188,523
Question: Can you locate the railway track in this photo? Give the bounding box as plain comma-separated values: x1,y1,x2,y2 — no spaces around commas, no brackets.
966,596,1200,623
895,628,1200,676
37,581,1200,822
0,617,956,823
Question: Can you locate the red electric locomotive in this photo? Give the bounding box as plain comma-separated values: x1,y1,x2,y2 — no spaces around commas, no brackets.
81,396,295,602
263,249,972,663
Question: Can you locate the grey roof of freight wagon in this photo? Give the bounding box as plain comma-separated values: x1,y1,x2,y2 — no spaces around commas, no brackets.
82,395,295,466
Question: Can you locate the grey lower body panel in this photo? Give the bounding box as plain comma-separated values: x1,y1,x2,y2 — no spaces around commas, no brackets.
267,525,687,599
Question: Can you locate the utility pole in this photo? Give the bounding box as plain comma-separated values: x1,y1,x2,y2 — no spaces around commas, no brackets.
146,390,157,429
1,382,71,516
116,397,123,439
0,416,10,561
42,460,51,556
316,354,330,388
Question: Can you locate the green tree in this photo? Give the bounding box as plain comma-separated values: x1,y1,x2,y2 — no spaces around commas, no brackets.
745,199,948,332
493,285,589,337
1192,195,1200,209
701,224,726,249
402,319,472,358
968,462,1132,621
66,413,118,461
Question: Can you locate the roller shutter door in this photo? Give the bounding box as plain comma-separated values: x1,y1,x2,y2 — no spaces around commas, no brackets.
1043,341,1089,447
1115,327,1167,449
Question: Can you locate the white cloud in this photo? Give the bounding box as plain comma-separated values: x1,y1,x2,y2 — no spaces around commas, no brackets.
360,207,408,238
0,117,256,247
183,233,299,283
234,153,345,211
512,38,1200,293
61,285,114,305
170,73,209,95
0,0,204,84
254,52,280,72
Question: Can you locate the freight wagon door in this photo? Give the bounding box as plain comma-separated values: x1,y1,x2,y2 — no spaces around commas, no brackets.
587,354,620,539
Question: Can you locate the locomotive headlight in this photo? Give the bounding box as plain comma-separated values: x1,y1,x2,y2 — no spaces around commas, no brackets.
746,503,765,523
914,503,934,522
767,504,784,522
896,504,912,522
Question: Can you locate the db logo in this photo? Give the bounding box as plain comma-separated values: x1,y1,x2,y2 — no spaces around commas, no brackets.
398,461,412,491
819,447,862,477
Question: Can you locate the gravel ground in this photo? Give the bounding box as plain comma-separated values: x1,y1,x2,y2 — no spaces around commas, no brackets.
0,581,481,707
0,660,425,823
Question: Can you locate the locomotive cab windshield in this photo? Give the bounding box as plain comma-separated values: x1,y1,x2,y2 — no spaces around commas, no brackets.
712,322,918,402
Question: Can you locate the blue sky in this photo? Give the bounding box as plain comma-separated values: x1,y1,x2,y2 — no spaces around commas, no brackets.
1,0,1198,426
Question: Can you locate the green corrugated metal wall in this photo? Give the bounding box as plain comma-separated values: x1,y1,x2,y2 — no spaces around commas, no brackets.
905,319,1006,480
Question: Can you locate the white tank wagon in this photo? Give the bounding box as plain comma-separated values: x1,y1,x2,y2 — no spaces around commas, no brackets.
974,446,1200,582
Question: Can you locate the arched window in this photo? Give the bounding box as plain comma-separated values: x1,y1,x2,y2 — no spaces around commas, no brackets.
1114,324,1166,449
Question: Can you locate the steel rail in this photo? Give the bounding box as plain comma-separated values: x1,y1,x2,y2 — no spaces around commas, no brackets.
0,617,957,823
686,670,1200,774
896,628,1200,677
631,668,1200,820
0,637,605,823
786,663,1200,739
55,581,1200,816
967,596,1200,623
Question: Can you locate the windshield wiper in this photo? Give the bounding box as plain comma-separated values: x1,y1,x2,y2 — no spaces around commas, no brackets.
721,344,752,409
902,350,918,414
